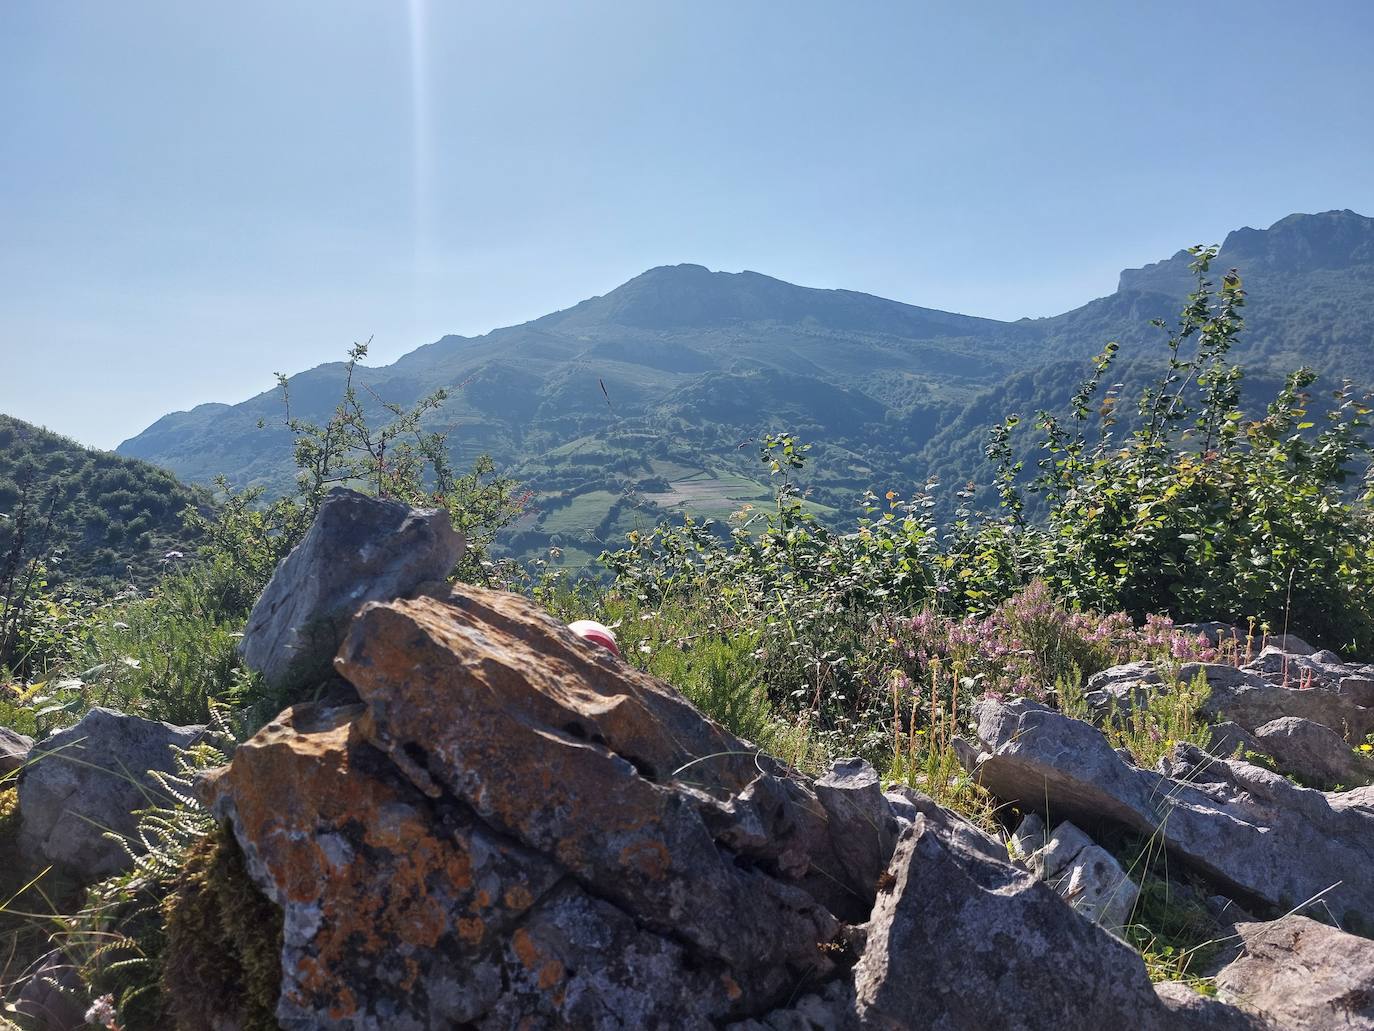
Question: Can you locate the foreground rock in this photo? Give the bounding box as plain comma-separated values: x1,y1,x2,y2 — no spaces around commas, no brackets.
205,579,1263,1030
1214,915,1374,1029
239,487,465,690
211,587,856,1027
964,699,1374,935
851,816,1231,1030
1253,716,1374,787
19,707,203,880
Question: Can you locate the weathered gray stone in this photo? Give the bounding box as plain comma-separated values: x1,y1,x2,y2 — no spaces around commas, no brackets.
852,815,1235,1030
1253,716,1374,787
1039,820,1096,879
19,707,203,880
1055,844,1139,933
1264,634,1317,656
1154,982,1274,1030
0,724,34,775
1340,676,1374,707
1207,720,1267,761
966,699,1374,935
1215,915,1374,1029
1084,661,1162,712
813,758,899,910
1187,662,1374,744
239,487,465,690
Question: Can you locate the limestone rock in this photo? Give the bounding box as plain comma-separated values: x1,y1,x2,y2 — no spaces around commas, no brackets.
0,725,33,776
1055,844,1139,933
1253,716,1374,787
852,816,1197,1030
1154,982,1274,1030
1207,720,1267,761
966,699,1374,934
239,488,465,690
1215,915,1374,1029
19,707,203,880
336,588,842,984
1084,661,1162,711
1186,662,1374,744
813,758,900,910
207,585,885,1027
1039,820,1096,880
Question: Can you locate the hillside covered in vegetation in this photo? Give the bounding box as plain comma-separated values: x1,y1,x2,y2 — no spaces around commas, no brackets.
0,416,204,590
117,209,1374,567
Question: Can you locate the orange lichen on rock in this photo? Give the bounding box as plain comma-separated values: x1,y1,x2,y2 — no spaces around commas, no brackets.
337,588,839,976
203,701,562,1027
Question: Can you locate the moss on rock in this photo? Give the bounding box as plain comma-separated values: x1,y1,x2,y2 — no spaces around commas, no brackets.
160,824,283,1030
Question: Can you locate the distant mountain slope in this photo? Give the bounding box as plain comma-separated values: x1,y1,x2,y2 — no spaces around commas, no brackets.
1,415,204,589
118,210,1374,567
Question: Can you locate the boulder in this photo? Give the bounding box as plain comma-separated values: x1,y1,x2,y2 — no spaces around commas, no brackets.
1253,716,1374,787
1215,915,1374,1029
964,699,1374,935
1263,634,1317,656
1340,676,1374,707
239,488,465,690
1055,844,1139,933
1039,820,1096,880
0,724,33,776
1012,819,1138,932
207,586,875,1027
19,707,203,880
1084,661,1162,712
1154,982,1274,1031
850,815,1241,1030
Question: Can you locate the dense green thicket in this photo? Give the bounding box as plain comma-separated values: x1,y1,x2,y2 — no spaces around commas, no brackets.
0,416,205,590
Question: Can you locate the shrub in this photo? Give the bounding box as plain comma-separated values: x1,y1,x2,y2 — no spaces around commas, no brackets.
997,248,1374,651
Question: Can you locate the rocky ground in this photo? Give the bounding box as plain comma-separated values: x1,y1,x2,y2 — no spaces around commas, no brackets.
4,489,1374,1029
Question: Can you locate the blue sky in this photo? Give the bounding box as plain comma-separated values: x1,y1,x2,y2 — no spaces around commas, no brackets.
3,1,1372,449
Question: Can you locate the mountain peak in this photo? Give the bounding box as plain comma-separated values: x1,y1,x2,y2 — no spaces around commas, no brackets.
545,263,1002,337
1118,208,1374,294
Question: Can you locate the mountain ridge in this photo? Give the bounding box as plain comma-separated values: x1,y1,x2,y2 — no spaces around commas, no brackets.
113,209,1374,567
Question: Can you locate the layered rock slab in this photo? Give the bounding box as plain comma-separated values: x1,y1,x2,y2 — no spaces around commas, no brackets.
965,699,1374,933
336,588,843,987
1214,915,1374,1030
204,702,740,1029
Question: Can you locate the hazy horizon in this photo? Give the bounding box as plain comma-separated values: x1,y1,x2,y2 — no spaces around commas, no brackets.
4,1,1374,449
